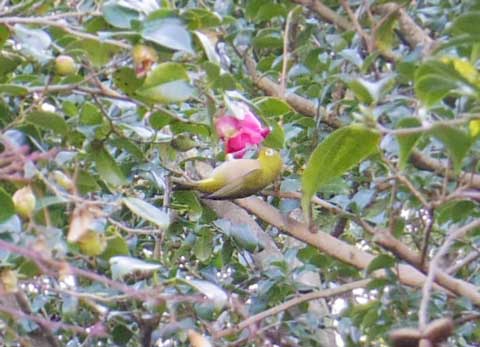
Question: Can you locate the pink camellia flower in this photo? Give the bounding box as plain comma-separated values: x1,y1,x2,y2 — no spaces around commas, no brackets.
215,111,270,157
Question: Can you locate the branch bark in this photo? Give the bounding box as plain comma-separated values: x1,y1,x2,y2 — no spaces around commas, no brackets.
290,0,354,31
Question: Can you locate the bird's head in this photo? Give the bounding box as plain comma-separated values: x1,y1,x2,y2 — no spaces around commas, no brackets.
258,147,283,174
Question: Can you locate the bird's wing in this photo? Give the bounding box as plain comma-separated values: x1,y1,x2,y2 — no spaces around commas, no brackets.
206,168,262,199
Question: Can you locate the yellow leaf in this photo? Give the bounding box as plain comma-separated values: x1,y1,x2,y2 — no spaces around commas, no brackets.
469,119,480,138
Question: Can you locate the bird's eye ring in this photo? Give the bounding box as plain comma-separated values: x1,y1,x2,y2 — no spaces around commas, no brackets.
265,148,274,156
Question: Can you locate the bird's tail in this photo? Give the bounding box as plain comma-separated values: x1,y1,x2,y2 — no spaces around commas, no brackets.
171,176,198,189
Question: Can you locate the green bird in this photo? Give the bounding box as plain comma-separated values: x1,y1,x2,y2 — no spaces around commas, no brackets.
177,147,282,199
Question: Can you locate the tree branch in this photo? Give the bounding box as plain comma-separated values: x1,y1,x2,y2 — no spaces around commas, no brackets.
214,279,370,338
290,0,354,31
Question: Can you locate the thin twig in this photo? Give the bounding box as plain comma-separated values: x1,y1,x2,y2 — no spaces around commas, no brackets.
446,249,480,275
280,9,296,96
418,219,480,330
419,208,434,267
214,279,370,339
340,0,374,52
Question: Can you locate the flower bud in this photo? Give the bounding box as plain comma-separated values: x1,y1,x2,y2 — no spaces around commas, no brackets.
77,230,107,256
12,186,36,219
0,269,18,293
55,55,77,75
53,170,74,191
171,133,197,152
132,44,158,78
187,330,212,347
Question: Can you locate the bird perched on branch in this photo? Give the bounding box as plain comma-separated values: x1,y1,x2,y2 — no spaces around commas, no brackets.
174,147,282,199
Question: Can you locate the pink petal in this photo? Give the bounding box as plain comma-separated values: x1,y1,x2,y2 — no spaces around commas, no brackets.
215,116,239,139
241,112,263,131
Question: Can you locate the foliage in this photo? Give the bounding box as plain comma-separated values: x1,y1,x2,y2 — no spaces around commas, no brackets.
0,0,479,347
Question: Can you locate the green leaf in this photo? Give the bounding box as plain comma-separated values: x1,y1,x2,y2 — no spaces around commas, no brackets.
348,79,374,104
137,62,195,103
143,62,189,86
302,125,380,213
123,197,170,228
173,191,202,221
26,111,68,135
429,124,472,172
0,188,15,223
252,29,283,49
195,31,220,64
137,80,195,103
396,117,422,170
75,170,100,194
375,14,397,52
109,256,161,280
414,60,478,107
183,8,222,29
80,102,102,125
141,17,193,53
193,233,212,261
182,278,228,309
149,110,175,130
112,324,133,345
366,254,396,274
452,11,480,36
0,25,9,48
0,56,22,77
414,74,458,107
215,219,261,252
0,84,28,96
348,75,395,105
437,200,476,225
102,234,130,260
255,3,287,22
102,2,140,29
254,97,292,117
93,148,128,186
68,39,119,67
13,24,52,63
263,121,285,149
113,67,144,95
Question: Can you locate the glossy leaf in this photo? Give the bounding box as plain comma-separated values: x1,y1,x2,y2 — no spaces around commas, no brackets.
429,124,472,172
137,62,195,103
141,17,193,53
366,254,396,274
182,278,228,309
93,148,128,187
123,197,170,228
102,2,140,29
396,117,422,170
109,256,161,280
452,11,480,36
0,188,15,223
254,97,292,117
215,219,261,252
137,80,195,104
26,111,68,135
302,125,380,213
0,84,28,96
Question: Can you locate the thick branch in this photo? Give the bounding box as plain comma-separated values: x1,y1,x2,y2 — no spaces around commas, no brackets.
244,55,341,128
290,0,354,31
236,197,432,289
373,3,434,52
410,150,480,188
